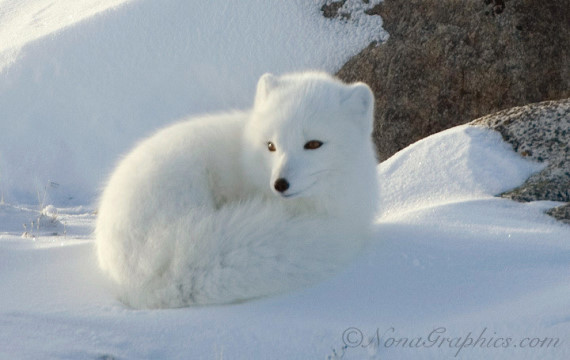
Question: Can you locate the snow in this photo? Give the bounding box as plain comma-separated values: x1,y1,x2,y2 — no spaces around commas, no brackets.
1,125,568,359
0,0,387,205
0,0,131,67
1,1,569,359
378,125,546,216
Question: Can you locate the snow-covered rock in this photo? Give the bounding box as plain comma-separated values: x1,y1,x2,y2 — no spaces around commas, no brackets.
471,98,570,222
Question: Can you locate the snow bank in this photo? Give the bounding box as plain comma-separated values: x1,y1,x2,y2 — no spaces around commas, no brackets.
0,0,132,71
378,125,544,216
0,0,387,205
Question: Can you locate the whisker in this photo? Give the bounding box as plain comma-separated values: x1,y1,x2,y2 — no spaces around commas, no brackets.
309,168,341,177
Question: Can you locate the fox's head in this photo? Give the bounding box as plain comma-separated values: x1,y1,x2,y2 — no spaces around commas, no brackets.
243,72,376,200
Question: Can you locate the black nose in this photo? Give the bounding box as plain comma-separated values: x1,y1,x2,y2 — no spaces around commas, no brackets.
274,178,290,193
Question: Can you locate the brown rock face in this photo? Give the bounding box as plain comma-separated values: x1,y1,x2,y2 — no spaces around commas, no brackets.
335,0,570,161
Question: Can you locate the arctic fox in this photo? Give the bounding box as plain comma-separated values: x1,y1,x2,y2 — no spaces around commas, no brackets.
95,72,379,308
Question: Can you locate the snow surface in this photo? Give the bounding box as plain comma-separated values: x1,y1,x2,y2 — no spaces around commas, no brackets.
0,0,387,205
0,0,132,70
1,1,569,359
1,125,569,360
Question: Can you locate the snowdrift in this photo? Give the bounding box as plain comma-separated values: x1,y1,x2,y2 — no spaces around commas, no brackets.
0,0,386,205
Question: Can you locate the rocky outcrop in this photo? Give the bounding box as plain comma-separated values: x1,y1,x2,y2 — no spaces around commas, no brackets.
546,204,570,225
471,98,569,223
334,0,570,161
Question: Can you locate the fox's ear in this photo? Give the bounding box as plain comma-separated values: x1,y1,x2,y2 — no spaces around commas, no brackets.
341,82,374,132
254,73,279,107
341,82,373,115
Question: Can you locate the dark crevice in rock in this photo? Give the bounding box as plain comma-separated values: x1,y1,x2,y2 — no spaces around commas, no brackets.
365,4,383,16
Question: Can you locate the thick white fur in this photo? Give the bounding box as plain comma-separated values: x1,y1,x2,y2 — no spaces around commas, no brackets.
95,72,379,308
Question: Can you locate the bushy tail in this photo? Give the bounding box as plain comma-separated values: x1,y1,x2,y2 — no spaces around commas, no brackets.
97,196,368,308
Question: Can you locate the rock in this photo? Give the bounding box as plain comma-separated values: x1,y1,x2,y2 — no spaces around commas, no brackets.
321,0,348,19
334,0,570,161
470,98,569,223
546,204,570,225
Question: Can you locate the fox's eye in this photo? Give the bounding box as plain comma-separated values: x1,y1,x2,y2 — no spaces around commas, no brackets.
267,141,276,152
304,140,323,150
